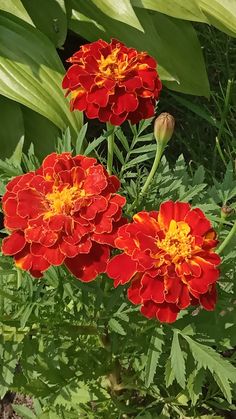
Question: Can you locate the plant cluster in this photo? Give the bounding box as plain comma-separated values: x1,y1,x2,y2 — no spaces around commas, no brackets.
0,2,236,419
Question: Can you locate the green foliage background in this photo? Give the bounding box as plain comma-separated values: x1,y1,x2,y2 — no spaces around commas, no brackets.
0,1,236,418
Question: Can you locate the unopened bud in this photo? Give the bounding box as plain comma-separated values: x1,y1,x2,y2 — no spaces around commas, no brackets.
221,205,234,218
154,113,175,145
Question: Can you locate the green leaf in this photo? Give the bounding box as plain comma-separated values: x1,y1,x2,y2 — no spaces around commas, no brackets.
22,106,60,159
198,0,236,37
91,0,144,31
20,0,67,46
131,0,207,22
12,404,36,419
84,133,105,156
70,0,209,96
0,12,82,140
0,95,24,159
181,334,236,403
108,318,126,335
75,123,88,154
0,0,32,23
170,330,186,389
187,368,205,405
145,328,164,387
8,136,24,166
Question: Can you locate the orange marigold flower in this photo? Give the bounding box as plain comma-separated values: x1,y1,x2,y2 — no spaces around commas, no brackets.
62,38,162,125
1,153,126,280
107,201,221,323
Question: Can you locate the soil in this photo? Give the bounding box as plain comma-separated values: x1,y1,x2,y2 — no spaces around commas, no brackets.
0,393,34,419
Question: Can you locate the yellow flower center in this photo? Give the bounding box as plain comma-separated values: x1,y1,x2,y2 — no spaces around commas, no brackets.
44,186,85,219
98,48,147,81
157,220,193,263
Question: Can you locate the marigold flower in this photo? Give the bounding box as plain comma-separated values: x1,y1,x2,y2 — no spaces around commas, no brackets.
62,38,162,125
1,153,126,280
107,201,221,323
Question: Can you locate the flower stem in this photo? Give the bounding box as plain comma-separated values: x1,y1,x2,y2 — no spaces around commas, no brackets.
140,144,165,197
107,123,115,175
129,143,165,213
217,219,236,254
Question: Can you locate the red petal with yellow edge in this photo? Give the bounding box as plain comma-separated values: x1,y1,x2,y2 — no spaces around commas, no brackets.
2,231,26,255
84,166,107,195
106,253,138,287
93,217,127,247
133,211,160,237
185,208,211,236
140,274,165,303
199,284,217,310
141,301,159,319
65,243,109,282
177,284,191,309
158,201,190,230
189,260,219,294
31,243,65,266
164,276,182,303
156,303,179,323
127,275,142,304
3,197,18,216
17,189,45,218
4,214,28,230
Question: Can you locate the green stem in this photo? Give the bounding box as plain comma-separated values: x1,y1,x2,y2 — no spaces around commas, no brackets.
140,144,165,197
217,219,236,254
215,78,233,168
129,143,165,213
107,122,115,175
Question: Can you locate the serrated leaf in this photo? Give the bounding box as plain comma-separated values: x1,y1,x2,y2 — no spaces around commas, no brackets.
170,330,186,389
84,134,105,156
145,329,164,387
12,404,36,419
187,368,205,405
165,358,175,387
108,318,126,335
181,334,236,403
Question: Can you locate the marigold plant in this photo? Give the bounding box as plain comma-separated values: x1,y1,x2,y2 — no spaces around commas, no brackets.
107,201,221,323
62,38,162,125
2,152,126,280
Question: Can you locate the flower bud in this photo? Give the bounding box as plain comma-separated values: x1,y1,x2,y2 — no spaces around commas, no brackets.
154,113,175,145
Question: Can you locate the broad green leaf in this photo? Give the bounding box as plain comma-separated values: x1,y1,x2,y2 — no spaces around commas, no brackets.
170,330,186,389
91,0,144,31
0,95,24,158
12,404,36,419
145,328,164,387
132,0,207,22
0,0,67,46
22,106,60,159
0,12,82,141
198,0,236,37
70,0,209,96
21,0,67,46
0,0,32,23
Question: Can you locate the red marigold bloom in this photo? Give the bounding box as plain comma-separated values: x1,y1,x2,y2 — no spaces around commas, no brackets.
107,201,221,323
1,153,126,280
62,38,162,125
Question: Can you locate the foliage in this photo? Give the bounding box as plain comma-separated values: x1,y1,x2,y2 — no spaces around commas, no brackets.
1,0,236,159
0,122,235,417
